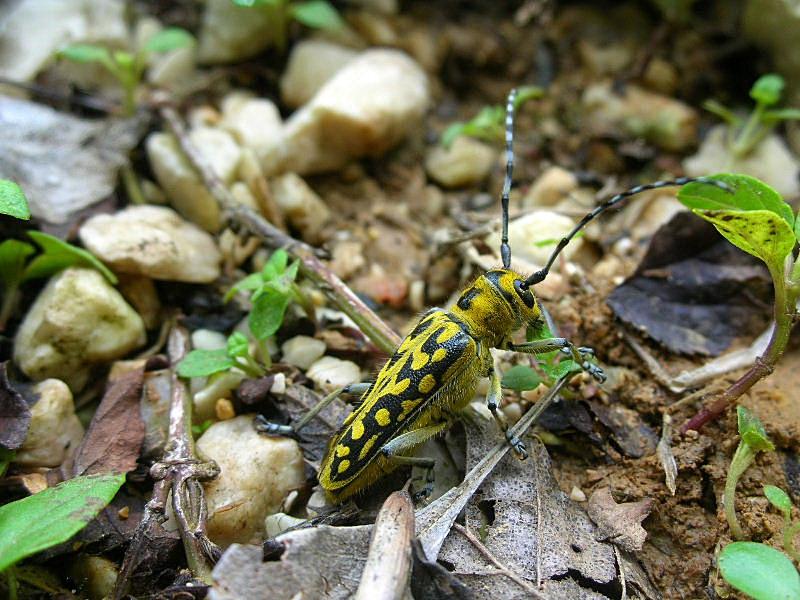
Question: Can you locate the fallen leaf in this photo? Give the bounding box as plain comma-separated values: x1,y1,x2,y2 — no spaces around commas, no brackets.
607,212,770,356
588,401,658,458
73,368,145,476
587,487,654,553
0,96,145,224
0,362,31,450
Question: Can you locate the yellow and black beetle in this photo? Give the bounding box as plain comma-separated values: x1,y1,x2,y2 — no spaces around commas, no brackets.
256,89,727,503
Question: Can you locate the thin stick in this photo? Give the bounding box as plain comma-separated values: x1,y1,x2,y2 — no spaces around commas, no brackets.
453,523,545,598
158,104,401,355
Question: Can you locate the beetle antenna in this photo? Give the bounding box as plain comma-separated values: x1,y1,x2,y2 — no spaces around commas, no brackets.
523,176,733,286
500,88,517,269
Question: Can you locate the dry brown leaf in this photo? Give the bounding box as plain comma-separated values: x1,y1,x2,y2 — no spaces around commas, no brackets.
0,362,30,450
587,487,654,553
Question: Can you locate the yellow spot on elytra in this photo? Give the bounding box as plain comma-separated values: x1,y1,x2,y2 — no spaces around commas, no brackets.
432,348,447,362
436,326,458,343
359,434,379,460
335,445,350,458
412,350,430,370
351,420,365,440
375,408,391,426
419,374,436,394
398,398,422,421
388,378,410,396
337,459,350,474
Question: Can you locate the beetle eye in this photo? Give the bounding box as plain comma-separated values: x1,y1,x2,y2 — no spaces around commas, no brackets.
513,279,534,308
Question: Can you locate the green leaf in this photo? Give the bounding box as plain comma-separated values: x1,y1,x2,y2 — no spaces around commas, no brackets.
226,331,250,359
719,542,800,600
58,44,114,69
0,473,125,572
750,74,784,107
0,240,35,288
24,231,117,284
541,358,581,381
177,348,235,378
0,180,30,220
514,86,544,109
144,27,195,54
764,485,793,517
249,287,290,340
441,123,466,149
501,365,542,391
702,99,742,128
224,272,264,302
262,248,289,281
762,108,800,123
737,406,775,453
291,0,344,30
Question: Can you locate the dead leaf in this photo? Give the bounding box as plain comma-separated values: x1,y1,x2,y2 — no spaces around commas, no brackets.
0,362,31,450
73,368,145,476
281,384,352,464
0,96,145,224
588,401,658,458
607,212,770,356
587,487,654,553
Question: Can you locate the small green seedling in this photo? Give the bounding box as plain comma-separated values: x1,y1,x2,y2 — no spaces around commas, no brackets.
703,74,800,158
500,323,583,392
764,485,800,563
58,27,195,115
178,249,311,378
441,86,543,149
0,231,117,330
232,0,344,52
0,180,30,221
723,406,775,540
0,473,125,599
678,173,800,431
719,541,800,600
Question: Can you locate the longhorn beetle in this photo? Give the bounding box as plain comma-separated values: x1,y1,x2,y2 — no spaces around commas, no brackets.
256,89,729,503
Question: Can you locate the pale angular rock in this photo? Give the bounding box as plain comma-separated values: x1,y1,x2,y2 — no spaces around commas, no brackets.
271,173,331,243
14,268,146,390
683,126,800,199
198,416,306,546
80,205,221,283
219,93,283,163
522,166,579,208
306,356,362,394
192,329,228,351
424,136,496,188
281,336,326,370
14,379,84,468
280,40,358,109
117,274,161,330
582,81,697,152
0,0,127,84
196,0,272,64
263,49,430,175
486,211,582,266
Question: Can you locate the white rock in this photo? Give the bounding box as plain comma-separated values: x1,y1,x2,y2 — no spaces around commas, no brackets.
522,166,579,208
683,125,800,199
198,416,306,546
192,329,228,351
486,211,582,266
281,336,326,370
219,93,283,164
424,136,497,188
0,0,127,84
271,173,331,243
280,40,358,109
14,379,84,468
196,0,272,64
117,274,161,330
582,81,698,152
14,268,146,391
79,205,222,283
306,356,362,394
570,486,587,502
270,372,286,395
263,49,430,175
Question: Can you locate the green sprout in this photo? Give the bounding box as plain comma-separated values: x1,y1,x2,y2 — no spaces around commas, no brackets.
232,0,344,53
178,249,312,379
441,86,544,149
723,406,775,540
0,231,117,330
703,74,800,159
0,180,30,221
719,541,800,600
764,485,800,563
58,27,195,115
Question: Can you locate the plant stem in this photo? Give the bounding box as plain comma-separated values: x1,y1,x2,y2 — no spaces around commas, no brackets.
0,283,19,331
6,566,17,600
785,521,800,563
724,441,755,540
120,164,147,205
732,102,766,158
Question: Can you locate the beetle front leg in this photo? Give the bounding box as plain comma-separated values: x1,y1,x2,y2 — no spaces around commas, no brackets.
508,338,606,382
486,367,528,460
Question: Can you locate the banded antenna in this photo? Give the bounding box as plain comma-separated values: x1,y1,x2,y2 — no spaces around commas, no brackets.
522,176,733,287
500,88,517,269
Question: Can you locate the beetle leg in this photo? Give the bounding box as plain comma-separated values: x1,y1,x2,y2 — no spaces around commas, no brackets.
379,422,448,500
254,382,373,436
509,338,606,382
487,367,528,460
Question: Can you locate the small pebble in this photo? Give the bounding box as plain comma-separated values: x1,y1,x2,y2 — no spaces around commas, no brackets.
570,486,587,502
192,329,228,351
118,506,130,520
306,356,362,394
270,372,286,395
425,136,497,188
281,336,326,370
215,398,236,420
